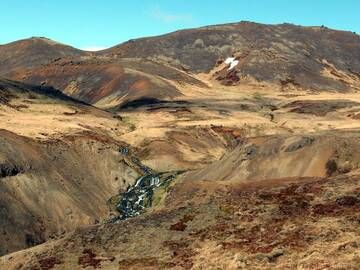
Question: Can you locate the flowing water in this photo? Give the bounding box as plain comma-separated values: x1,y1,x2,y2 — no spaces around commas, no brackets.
109,147,183,223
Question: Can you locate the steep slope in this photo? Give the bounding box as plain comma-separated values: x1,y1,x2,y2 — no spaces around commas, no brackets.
103,22,360,91
0,79,151,255
0,130,142,255
0,37,86,75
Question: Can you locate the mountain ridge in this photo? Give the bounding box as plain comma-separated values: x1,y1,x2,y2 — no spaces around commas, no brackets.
2,21,359,98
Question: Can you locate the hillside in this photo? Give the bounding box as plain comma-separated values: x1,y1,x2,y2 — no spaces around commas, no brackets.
6,57,206,110
0,79,147,255
1,132,359,269
103,22,360,91
0,21,360,269
0,37,86,75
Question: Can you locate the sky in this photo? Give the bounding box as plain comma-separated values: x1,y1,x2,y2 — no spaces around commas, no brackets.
1,0,359,50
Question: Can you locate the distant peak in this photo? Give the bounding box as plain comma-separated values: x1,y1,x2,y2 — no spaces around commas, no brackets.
28,36,64,46
30,36,49,40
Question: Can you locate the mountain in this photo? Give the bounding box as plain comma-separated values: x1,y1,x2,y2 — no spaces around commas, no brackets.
103,22,360,91
0,37,86,75
2,22,360,110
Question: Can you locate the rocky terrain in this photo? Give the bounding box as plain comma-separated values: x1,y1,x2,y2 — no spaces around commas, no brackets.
0,21,360,269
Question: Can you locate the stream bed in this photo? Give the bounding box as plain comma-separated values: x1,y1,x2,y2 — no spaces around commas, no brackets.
110,170,182,223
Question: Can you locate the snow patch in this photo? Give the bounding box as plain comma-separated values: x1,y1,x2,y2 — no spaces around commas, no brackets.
229,60,239,70
225,57,235,64
225,57,239,70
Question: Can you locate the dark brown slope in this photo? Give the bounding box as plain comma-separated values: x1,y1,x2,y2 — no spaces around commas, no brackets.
103,21,360,91
0,37,86,75
6,57,206,109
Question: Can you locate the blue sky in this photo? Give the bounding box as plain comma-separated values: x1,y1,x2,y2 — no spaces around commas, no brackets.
1,0,359,50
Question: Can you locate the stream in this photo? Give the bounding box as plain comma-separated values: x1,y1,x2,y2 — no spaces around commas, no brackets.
116,173,160,219
110,172,179,223
110,148,182,223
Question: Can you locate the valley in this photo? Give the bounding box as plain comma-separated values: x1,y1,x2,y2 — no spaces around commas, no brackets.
0,21,359,269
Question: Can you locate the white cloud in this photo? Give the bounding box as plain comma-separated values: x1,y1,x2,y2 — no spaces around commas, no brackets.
80,46,108,51
150,6,193,23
